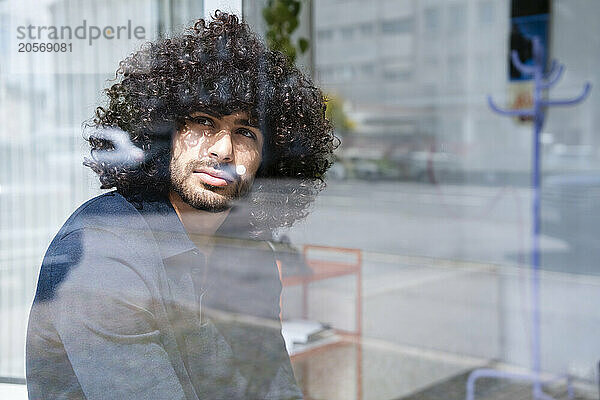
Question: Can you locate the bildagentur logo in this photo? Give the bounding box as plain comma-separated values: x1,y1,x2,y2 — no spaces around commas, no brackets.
16,20,146,46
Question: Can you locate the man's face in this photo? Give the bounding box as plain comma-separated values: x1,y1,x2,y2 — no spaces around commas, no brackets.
169,110,264,212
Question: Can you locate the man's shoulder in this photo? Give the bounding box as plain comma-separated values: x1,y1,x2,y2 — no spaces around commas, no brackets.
56,191,144,238
46,191,165,263
34,192,162,303
42,191,159,279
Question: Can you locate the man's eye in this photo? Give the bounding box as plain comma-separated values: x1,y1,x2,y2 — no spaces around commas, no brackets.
236,128,256,140
191,116,214,127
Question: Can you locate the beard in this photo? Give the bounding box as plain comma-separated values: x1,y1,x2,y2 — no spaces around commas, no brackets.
169,158,254,212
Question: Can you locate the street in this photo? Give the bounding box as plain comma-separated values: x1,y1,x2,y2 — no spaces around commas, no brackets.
285,180,567,268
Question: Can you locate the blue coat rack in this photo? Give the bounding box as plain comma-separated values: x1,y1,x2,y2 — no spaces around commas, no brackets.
465,36,591,400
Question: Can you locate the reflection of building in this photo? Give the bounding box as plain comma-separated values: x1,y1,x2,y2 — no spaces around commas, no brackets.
312,0,600,182
313,0,513,179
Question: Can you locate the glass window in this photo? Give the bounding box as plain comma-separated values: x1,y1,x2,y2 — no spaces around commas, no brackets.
340,26,355,39
360,62,375,75
447,54,465,89
448,3,467,33
317,28,334,40
382,62,412,82
424,6,440,33
3,0,600,399
307,0,600,398
381,17,415,35
359,22,374,36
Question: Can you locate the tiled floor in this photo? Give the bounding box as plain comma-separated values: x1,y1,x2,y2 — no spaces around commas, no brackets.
282,247,600,400
398,371,597,400
290,338,598,400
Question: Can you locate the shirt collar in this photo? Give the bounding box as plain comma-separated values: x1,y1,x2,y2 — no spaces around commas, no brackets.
138,197,256,261
138,198,196,260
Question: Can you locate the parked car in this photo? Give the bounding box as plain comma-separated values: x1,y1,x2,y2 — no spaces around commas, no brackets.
406,151,459,183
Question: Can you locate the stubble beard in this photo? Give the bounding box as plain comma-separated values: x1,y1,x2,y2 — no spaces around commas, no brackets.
169,158,254,212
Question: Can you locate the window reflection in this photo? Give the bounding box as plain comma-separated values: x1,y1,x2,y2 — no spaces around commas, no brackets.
1,0,600,399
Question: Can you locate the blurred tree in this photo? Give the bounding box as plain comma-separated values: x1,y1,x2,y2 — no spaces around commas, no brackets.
262,0,309,63
325,94,355,133
262,2,353,133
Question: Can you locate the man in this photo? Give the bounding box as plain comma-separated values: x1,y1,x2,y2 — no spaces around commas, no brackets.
26,12,337,400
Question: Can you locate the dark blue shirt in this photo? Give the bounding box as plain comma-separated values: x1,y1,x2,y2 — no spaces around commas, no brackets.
26,191,302,399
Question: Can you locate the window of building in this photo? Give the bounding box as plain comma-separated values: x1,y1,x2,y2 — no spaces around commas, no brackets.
361,63,375,75
447,54,465,89
341,26,355,39
448,3,466,33
383,68,412,82
424,7,440,33
478,1,494,26
317,28,334,40
381,17,415,35
359,22,374,36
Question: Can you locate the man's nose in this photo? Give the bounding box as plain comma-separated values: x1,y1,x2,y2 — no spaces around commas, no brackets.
206,130,233,163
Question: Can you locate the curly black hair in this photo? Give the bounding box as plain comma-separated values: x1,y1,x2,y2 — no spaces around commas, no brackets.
85,12,338,234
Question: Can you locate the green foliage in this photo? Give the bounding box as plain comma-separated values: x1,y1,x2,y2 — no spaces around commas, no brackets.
262,0,309,63
325,95,355,133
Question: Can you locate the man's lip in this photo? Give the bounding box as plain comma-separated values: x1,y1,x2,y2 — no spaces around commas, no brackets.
193,168,234,182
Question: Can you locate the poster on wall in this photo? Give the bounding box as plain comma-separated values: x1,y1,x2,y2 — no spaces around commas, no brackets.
508,0,551,121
